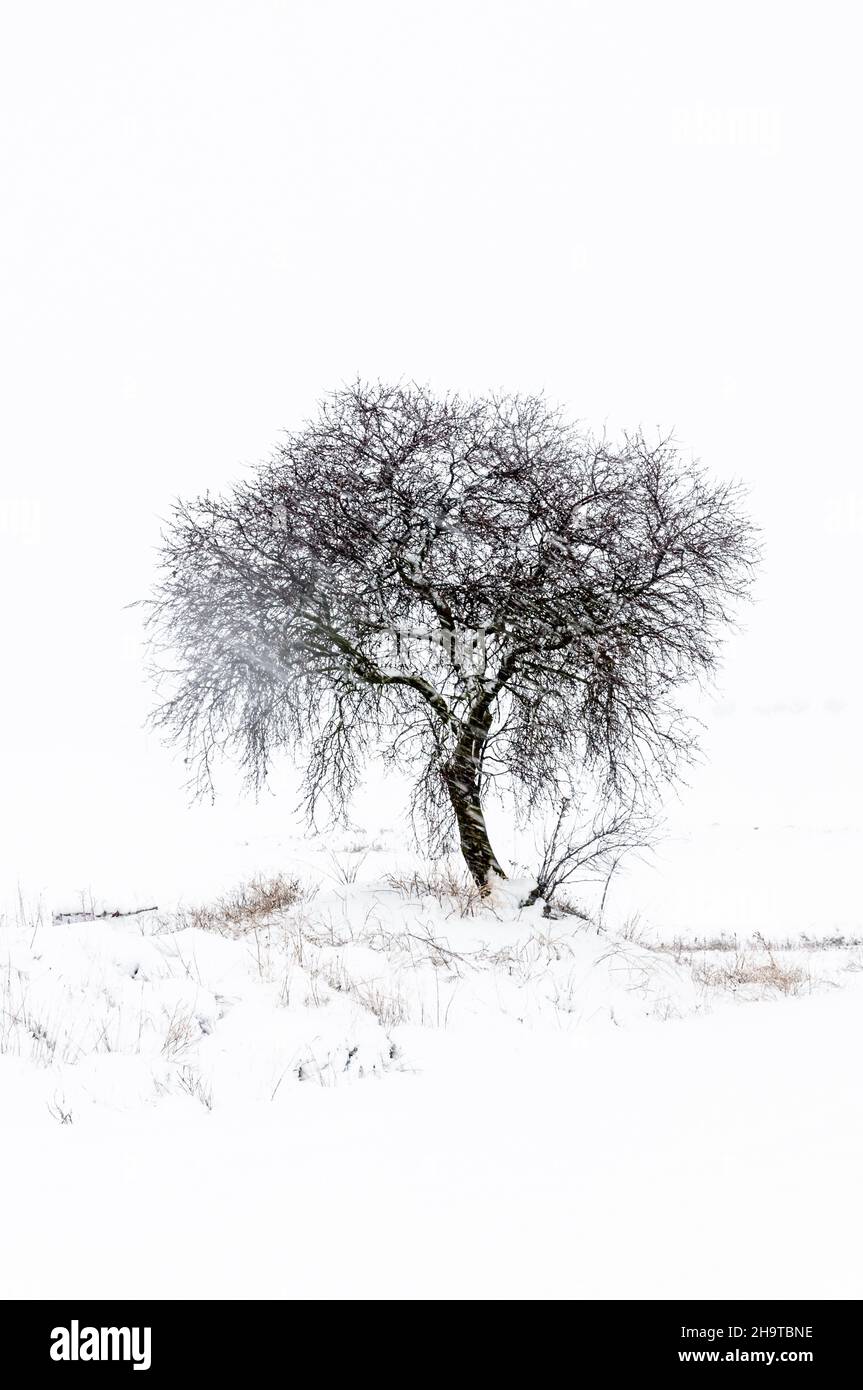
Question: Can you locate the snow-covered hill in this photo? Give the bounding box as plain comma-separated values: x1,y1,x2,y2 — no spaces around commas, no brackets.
3,851,862,1299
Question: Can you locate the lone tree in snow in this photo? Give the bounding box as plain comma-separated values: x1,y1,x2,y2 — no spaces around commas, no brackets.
146,382,758,890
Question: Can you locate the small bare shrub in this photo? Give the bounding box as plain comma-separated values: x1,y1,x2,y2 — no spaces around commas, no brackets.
526,796,654,916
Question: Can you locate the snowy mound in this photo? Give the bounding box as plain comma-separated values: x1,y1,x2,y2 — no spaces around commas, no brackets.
3,862,862,1299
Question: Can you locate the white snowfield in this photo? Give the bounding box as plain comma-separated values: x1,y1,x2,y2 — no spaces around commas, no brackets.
2,846,862,1300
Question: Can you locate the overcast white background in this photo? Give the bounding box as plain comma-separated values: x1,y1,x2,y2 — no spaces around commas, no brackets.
1,1,861,927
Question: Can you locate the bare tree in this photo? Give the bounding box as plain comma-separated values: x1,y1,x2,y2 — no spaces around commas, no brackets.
144,382,758,890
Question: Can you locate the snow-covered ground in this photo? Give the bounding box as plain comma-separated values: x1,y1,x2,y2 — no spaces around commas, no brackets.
3,0,862,1307
3,703,862,1299
3,827,862,1299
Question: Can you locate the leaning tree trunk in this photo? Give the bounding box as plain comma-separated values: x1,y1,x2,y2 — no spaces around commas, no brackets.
441,725,506,891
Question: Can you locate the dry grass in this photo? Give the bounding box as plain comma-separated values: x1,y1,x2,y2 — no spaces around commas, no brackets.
153,1066,214,1109
327,851,368,885
693,951,810,997
651,931,863,957
160,1005,202,1059
617,913,649,944
0,999,62,1064
385,864,487,917
182,873,306,936
652,932,741,957
544,891,593,923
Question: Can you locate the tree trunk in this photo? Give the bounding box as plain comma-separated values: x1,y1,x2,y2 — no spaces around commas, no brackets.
441,745,506,891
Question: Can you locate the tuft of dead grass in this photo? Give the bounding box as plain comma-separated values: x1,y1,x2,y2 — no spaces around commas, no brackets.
160,1005,202,1059
693,951,810,997
542,891,593,923
385,864,487,917
182,874,306,936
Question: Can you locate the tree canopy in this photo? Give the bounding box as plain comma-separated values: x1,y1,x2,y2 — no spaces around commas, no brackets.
146,382,758,887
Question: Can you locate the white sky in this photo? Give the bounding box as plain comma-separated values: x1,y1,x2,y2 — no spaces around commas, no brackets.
1,1,861,912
